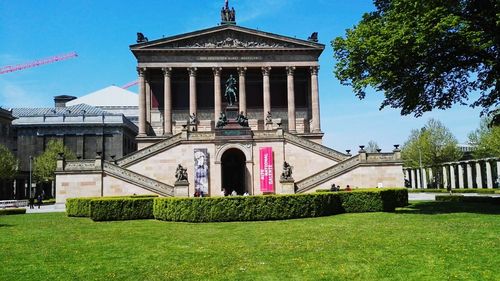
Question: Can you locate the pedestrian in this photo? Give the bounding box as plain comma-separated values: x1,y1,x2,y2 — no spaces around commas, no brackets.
28,196,35,209
36,194,42,209
345,185,352,191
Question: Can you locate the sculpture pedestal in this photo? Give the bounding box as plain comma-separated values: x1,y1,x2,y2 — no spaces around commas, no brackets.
174,181,189,197
280,179,295,194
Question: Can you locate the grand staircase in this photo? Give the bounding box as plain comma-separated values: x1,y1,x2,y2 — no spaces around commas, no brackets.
283,132,348,162
103,162,174,197
295,155,361,193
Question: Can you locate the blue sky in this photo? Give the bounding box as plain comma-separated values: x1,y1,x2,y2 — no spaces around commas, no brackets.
0,0,483,151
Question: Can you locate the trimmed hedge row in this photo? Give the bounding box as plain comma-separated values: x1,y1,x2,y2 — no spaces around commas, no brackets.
408,188,499,194
435,195,500,204
0,208,26,215
154,189,405,223
66,195,158,217
90,198,155,221
317,188,408,207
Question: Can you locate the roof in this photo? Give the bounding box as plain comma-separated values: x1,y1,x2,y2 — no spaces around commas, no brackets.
67,86,138,107
130,24,325,52
12,103,110,118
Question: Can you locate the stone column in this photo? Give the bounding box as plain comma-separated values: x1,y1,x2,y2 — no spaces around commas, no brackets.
137,67,147,136
466,162,474,188
262,67,272,125
442,165,448,189
497,160,500,187
428,168,434,188
286,66,296,133
475,161,483,189
238,67,247,115
416,169,421,190
188,67,197,117
404,169,409,184
449,164,456,189
162,67,172,135
458,163,465,189
411,169,417,189
145,76,151,123
310,66,321,133
422,168,427,189
213,67,222,122
485,161,493,188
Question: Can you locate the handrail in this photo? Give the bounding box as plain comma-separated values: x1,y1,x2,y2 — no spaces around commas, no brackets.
103,162,174,197
116,133,183,167
284,132,348,162
296,156,360,193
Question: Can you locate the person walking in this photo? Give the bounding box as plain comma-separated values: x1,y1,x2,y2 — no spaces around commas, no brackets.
28,196,35,209
36,194,42,209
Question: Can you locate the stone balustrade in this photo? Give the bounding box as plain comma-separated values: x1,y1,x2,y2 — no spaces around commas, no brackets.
404,158,500,189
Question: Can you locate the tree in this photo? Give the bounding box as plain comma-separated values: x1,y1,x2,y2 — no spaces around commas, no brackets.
401,119,462,168
33,140,76,184
0,144,17,180
366,140,380,153
333,0,499,116
468,118,500,158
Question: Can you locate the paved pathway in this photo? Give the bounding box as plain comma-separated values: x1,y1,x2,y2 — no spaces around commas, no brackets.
409,192,500,201
25,204,65,214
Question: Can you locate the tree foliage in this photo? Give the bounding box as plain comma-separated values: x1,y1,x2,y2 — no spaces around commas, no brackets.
401,119,462,167
468,118,500,158
33,140,76,183
333,0,499,116
0,144,17,180
366,140,380,153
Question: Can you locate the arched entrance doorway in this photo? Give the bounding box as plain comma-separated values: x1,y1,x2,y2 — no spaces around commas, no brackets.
221,148,246,195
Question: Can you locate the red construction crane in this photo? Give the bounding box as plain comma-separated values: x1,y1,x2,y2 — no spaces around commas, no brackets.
121,80,138,89
0,52,78,75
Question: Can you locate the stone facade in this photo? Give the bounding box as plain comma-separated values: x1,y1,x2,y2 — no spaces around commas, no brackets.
55,7,404,203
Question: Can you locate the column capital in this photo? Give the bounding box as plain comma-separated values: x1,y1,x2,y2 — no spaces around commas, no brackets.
212,67,222,76
286,66,296,76
188,67,197,77
237,67,247,76
310,66,320,75
261,66,272,76
137,67,147,77
162,67,172,77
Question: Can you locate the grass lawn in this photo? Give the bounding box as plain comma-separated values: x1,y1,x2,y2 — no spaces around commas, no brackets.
1,202,499,281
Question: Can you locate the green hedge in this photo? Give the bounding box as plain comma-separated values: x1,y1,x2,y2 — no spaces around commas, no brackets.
0,208,26,215
408,188,499,194
154,189,404,223
90,198,155,221
66,195,158,217
317,188,408,207
435,195,500,204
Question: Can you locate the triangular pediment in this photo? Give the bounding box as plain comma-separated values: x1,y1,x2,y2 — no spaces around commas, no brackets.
131,25,324,51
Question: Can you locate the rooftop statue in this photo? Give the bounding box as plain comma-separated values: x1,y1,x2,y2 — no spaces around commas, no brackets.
221,0,236,23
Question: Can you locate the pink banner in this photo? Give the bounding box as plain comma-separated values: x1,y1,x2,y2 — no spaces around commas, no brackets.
259,147,275,193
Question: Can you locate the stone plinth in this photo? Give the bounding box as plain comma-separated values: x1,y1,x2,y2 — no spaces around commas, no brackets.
174,181,189,197
215,106,252,140
280,179,295,194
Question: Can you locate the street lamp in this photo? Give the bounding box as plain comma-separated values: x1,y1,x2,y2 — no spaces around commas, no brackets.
29,156,33,198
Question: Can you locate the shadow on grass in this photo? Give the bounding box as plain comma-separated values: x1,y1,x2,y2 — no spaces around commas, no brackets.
396,201,500,215
0,224,14,228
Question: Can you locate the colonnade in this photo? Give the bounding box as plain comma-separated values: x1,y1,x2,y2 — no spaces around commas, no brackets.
404,158,500,189
136,66,321,136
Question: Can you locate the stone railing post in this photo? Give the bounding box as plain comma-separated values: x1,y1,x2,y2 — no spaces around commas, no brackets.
358,145,367,163
95,152,103,170
56,153,65,171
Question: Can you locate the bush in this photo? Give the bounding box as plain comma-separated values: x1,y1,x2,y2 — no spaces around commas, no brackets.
154,189,403,223
90,198,155,221
66,195,158,217
318,188,408,207
0,208,26,215
436,195,500,204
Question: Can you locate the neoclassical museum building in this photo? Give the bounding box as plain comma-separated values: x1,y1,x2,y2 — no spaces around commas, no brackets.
55,2,404,202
